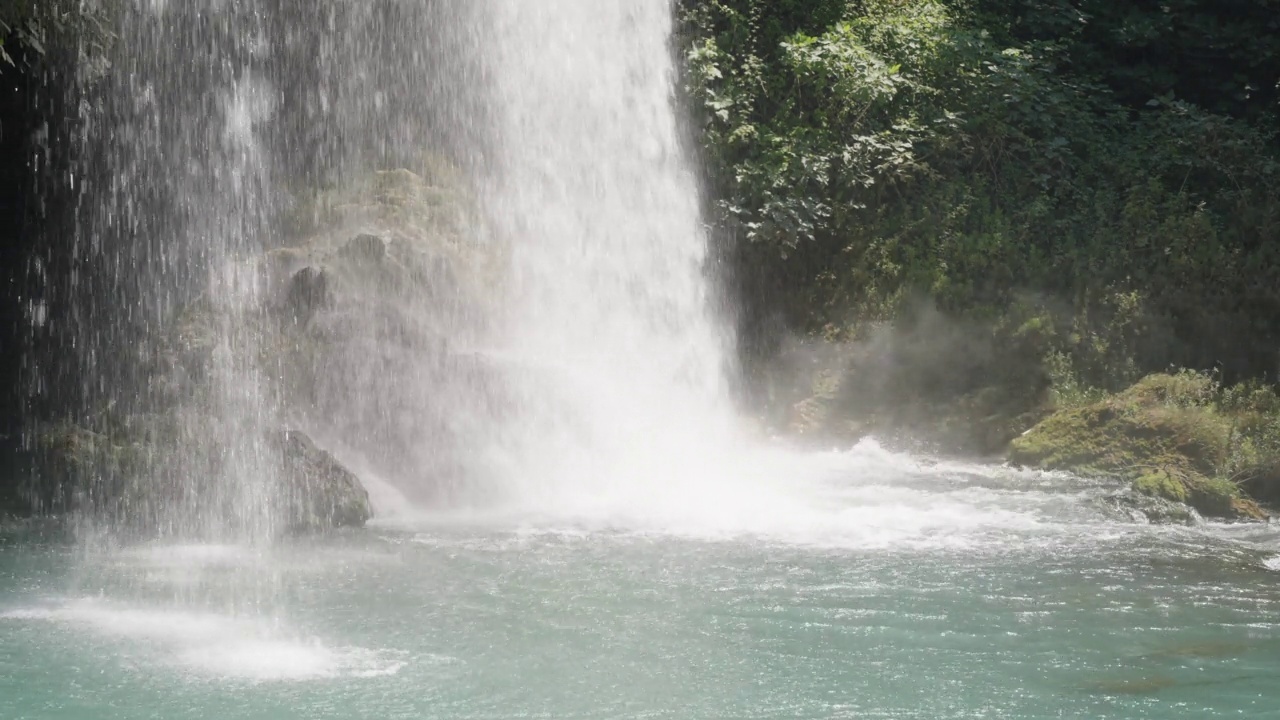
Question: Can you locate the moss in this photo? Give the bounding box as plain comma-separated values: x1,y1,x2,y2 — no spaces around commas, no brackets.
1008,402,1228,480
1134,470,1188,504
31,422,151,516
1125,370,1219,409
1008,373,1262,519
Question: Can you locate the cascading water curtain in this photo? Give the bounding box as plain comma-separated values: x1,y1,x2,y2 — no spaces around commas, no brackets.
471,1,742,507
71,0,281,540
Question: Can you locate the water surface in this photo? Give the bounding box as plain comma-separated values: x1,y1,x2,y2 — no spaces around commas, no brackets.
3,443,1278,719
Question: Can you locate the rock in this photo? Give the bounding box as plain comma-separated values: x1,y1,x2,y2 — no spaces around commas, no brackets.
1237,462,1280,505
30,422,149,518
22,166,488,534
1008,373,1266,520
287,266,328,324
340,233,387,263
270,430,371,532
0,434,29,516
32,423,372,535
263,247,312,292
1095,490,1202,525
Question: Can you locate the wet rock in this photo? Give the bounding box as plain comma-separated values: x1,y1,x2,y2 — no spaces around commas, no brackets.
287,266,328,324
1096,490,1202,525
31,422,148,517
270,430,371,532
150,298,220,399
0,433,29,517
30,423,370,535
23,166,485,534
1237,462,1280,506
340,233,387,263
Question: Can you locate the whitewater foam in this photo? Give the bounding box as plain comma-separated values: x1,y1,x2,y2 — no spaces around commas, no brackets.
377,439,1129,553
1,599,407,681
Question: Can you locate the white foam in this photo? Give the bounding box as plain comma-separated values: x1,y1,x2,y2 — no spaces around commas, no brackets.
1,598,407,681
386,439,1111,553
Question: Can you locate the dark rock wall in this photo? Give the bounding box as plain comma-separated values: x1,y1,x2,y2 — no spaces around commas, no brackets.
0,47,34,442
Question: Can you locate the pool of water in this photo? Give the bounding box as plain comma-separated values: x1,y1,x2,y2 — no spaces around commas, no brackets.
3,443,1279,719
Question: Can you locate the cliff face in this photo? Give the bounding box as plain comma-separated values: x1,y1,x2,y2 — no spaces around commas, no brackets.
0,41,47,518
0,49,33,444
0,2,488,519
12,162,505,534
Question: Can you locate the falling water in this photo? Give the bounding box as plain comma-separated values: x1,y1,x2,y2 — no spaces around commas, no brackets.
471,2,740,509
52,0,738,536
69,1,282,540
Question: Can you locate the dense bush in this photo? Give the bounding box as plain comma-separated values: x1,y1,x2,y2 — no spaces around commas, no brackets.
680,0,1280,401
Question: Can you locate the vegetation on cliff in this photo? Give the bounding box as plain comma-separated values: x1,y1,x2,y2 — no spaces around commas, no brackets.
681,0,1280,384
679,0,1280,515
1009,371,1280,519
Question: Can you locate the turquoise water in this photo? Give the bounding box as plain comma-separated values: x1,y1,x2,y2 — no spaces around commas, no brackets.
3,446,1280,719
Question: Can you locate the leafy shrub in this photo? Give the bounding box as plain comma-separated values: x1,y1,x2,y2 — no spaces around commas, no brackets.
680,0,1280,400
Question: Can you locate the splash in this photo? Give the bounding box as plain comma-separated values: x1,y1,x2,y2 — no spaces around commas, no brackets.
1,599,408,681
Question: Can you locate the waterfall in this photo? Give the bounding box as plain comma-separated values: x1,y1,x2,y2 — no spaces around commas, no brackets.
468,1,740,508
70,1,282,540
54,0,737,536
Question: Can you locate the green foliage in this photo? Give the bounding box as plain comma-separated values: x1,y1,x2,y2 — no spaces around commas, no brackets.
1127,369,1220,410
680,0,1280,393
1010,370,1280,517
1135,470,1188,504
974,0,1280,122
1043,350,1103,409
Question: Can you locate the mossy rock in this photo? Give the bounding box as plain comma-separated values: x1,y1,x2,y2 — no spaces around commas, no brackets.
1134,470,1189,504
23,166,476,534
270,430,371,532
31,422,152,518
1009,374,1264,519
1008,401,1230,479
30,421,371,535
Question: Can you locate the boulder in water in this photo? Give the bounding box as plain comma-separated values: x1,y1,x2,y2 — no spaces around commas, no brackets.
29,422,371,535
1008,374,1267,520
270,430,371,532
